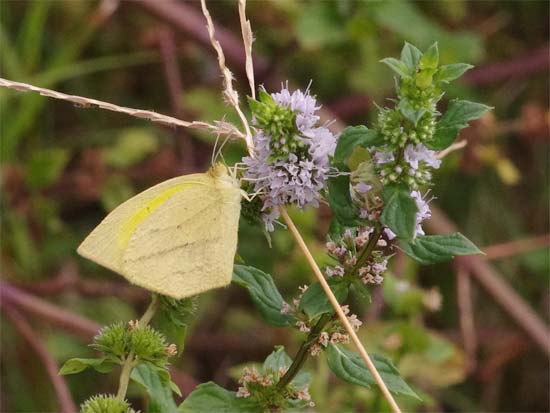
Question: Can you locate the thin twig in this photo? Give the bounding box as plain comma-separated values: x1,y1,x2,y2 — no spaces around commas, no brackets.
0,77,245,141
238,0,255,100
482,234,550,260
13,263,148,302
425,206,550,357
1,303,77,413
2,282,198,394
135,0,269,79
199,0,253,153
463,45,550,86
0,282,101,341
456,267,477,371
280,208,402,413
437,140,467,159
158,29,196,172
134,0,347,133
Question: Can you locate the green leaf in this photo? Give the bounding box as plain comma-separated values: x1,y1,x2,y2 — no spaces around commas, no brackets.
400,42,423,72
179,382,260,413
333,126,384,165
326,344,419,399
262,347,312,387
299,279,349,319
380,185,418,241
399,233,483,265
380,57,411,78
131,363,178,413
263,346,292,373
436,63,473,83
428,99,492,150
351,278,371,301
327,174,362,227
104,128,158,168
329,125,383,227
99,175,135,212
420,42,439,69
59,357,117,375
328,218,346,241
25,148,69,190
296,3,346,50
232,265,293,327
397,99,427,125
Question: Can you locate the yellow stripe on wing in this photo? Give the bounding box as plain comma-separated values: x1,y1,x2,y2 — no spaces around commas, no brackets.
117,182,202,249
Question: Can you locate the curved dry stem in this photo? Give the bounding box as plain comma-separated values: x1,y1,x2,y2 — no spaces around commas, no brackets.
0,77,245,141
199,0,254,153
280,208,402,413
2,304,77,413
238,0,255,100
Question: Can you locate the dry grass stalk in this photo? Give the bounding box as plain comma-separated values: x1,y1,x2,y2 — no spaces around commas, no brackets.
199,0,253,153
437,140,468,158
238,0,256,100
0,77,245,141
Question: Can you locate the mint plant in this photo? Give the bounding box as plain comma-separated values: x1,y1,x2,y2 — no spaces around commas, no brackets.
1,6,491,409
179,42,490,413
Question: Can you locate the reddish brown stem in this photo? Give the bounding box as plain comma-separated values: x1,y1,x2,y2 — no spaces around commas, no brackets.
158,29,196,172
456,267,477,371
1,281,200,395
0,282,100,341
463,45,550,86
1,303,77,413
482,234,550,260
135,0,269,79
425,206,550,357
13,270,148,302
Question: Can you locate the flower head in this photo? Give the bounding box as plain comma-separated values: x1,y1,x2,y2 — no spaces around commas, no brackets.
411,190,432,237
404,143,441,170
244,85,337,230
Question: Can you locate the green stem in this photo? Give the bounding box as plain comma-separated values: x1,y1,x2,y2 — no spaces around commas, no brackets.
351,226,383,277
116,294,159,401
116,350,136,401
139,294,160,326
277,313,333,390
278,228,384,391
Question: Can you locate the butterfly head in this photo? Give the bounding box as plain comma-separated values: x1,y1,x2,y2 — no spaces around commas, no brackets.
209,162,241,190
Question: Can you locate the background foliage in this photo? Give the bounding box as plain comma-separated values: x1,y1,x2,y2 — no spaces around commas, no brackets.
1,1,548,412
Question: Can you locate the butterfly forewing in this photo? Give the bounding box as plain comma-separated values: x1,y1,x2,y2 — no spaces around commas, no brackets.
78,167,241,298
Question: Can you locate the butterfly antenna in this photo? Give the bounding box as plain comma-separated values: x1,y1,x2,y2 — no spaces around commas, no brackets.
211,133,222,167
213,133,232,165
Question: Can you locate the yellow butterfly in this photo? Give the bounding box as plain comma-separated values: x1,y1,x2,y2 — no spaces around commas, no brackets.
77,163,242,299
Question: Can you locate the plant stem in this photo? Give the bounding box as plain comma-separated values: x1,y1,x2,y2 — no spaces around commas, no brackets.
351,226,383,277
116,350,136,401
116,294,160,401
277,314,333,390
280,217,401,413
139,293,160,325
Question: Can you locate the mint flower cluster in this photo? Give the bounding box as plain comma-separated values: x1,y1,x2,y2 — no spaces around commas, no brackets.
325,228,391,285
236,366,313,407
366,45,448,238
281,285,362,356
233,347,315,410
244,85,337,231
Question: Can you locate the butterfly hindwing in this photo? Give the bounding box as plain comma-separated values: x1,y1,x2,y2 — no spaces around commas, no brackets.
123,178,240,298
78,167,241,298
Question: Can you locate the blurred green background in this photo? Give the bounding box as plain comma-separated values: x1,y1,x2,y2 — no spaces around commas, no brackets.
1,1,548,412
